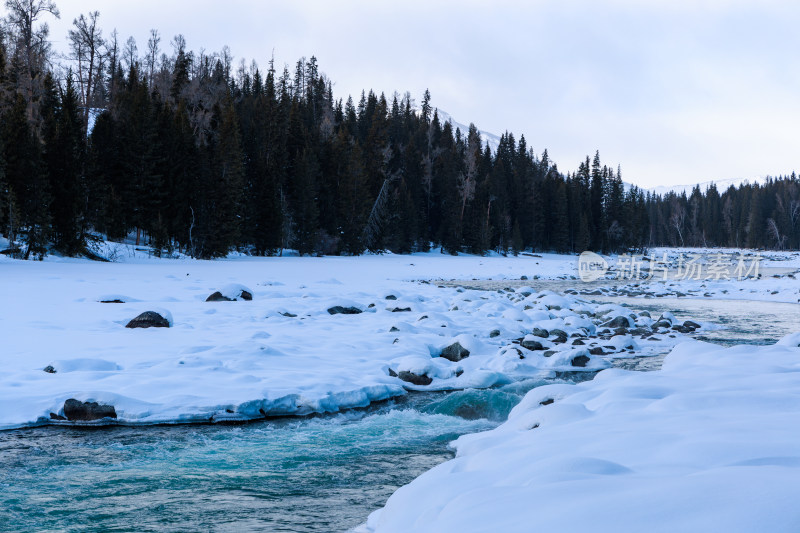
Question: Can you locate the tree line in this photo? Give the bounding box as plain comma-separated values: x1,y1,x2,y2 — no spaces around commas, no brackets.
0,2,797,260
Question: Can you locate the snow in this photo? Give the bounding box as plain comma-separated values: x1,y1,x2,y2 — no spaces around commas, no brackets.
0,250,701,429
361,339,800,533
3,245,799,531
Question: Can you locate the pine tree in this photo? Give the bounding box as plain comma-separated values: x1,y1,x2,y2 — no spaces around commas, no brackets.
45,74,86,255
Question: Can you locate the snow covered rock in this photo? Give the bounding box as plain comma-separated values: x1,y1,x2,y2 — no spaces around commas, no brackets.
327,305,363,315
125,311,171,328
439,342,470,362
397,371,433,386
602,315,632,329
62,399,117,421
206,283,253,301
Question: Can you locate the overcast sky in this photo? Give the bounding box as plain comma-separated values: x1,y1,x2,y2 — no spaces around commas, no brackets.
33,1,800,188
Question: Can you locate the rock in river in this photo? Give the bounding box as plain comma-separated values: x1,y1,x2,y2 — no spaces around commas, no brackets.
63,399,117,421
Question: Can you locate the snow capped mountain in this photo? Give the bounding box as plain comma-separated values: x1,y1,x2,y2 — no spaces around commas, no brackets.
647,176,763,196
436,109,502,153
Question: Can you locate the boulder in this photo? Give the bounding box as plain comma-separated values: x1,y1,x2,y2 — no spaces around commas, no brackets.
550,329,568,343
531,327,549,338
126,311,170,329
571,354,591,368
206,288,253,302
572,339,585,346
43,365,56,374
440,342,470,362
390,307,412,313
589,347,605,355
385,295,398,300
684,320,701,329
63,399,117,421
603,316,631,329
327,306,362,315
489,329,501,338
651,320,671,330
397,371,433,386
521,339,544,351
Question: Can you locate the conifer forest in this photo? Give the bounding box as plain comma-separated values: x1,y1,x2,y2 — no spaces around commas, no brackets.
1,2,799,260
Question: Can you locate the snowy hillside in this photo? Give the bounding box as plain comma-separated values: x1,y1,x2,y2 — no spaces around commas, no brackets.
647,176,761,196
437,110,502,153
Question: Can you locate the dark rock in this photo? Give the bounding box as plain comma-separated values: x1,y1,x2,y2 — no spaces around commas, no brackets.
397,371,433,386
651,320,671,330
327,306,362,315
206,289,253,302
539,398,555,406
543,350,556,357
63,399,117,421
520,275,528,280
125,311,170,329
638,311,651,318
614,327,628,336
603,316,631,329
440,342,470,362
521,339,544,351
489,329,501,338
43,365,56,374
550,329,568,342
49,412,66,421
390,326,400,332
571,354,591,367
589,347,605,355
531,327,549,338
418,315,429,321
385,295,398,300
280,312,297,318
99,299,125,304
454,369,464,377
572,339,585,346
683,320,701,329
390,307,412,313
388,368,398,377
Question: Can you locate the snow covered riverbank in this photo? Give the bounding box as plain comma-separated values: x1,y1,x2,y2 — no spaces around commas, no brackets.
1,251,706,430
360,336,800,533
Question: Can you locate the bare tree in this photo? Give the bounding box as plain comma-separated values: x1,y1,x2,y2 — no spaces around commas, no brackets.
145,28,160,89
669,202,686,247
68,10,103,132
457,124,481,233
3,0,60,123
766,218,787,250
123,36,137,71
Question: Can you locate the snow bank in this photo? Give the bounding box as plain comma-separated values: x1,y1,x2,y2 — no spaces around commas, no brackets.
361,340,800,533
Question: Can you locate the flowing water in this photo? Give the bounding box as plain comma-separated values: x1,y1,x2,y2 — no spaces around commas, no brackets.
2,292,797,532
